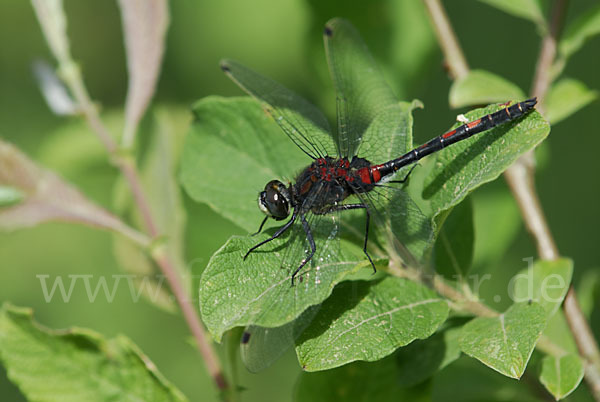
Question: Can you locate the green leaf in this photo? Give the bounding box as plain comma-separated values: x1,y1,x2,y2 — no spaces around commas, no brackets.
324,17,399,158
296,277,449,371
0,186,24,207
295,358,432,402
180,96,309,234
0,304,187,402
423,103,550,217
510,258,573,318
540,354,584,400
449,70,526,109
544,78,598,125
476,0,546,28
199,234,366,341
434,196,474,278
559,4,600,61
113,108,190,312
459,302,547,379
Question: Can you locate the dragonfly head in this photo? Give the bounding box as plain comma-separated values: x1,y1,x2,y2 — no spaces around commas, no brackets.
258,180,290,221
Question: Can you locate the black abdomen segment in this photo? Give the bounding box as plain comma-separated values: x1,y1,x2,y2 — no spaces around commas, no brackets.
375,98,537,178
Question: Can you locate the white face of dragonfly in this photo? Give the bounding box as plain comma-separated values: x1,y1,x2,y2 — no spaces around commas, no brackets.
258,180,291,221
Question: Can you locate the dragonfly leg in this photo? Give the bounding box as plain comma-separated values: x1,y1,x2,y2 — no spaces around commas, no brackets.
291,212,316,286
251,216,269,236
388,162,419,185
319,203,376,274
244,210,297,260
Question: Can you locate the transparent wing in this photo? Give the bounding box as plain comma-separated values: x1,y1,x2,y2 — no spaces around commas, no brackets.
350,183,433,269
221,59,337,159
324,18,399,159
239,185,362,371
240,306,320,373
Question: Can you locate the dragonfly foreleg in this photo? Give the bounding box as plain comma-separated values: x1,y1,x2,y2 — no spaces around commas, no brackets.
251,216,269,236
244,209,298,260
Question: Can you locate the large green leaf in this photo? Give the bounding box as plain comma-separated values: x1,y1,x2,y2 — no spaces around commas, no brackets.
539,354,584,400
459,302,547,379
510,258,573,318
449,70,525,109
0,304,186,402
544,78,598,125
296,277,449,371
199,234,367,341
180,96,309,234
423,103,550,216
324,17,399,159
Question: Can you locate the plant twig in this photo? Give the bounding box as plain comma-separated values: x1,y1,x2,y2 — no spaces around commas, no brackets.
65,56,228,395
524,1,600,399
423,0,600,398
423,0,469,80
31,1,228,393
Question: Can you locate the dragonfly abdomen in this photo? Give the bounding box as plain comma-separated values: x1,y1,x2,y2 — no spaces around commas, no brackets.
370,98,537,181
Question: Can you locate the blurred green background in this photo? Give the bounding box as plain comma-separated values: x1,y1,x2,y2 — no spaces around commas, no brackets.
0,0,598,401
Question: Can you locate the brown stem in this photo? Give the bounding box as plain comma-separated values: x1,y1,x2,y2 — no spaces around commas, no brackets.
525,1,600,399
154,251,228,391
76,95,228,393
423,0,469,80
118,158,159,236
35,21,229,395
504,155,558,259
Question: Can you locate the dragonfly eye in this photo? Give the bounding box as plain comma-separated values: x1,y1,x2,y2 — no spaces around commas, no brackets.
258,180,290,220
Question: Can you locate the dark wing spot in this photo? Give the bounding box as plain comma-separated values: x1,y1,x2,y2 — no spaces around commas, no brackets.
324,26,333,37
241,331,251,344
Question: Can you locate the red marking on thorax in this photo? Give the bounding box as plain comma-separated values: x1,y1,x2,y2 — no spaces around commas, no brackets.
300,179,313,195
357,167,371,184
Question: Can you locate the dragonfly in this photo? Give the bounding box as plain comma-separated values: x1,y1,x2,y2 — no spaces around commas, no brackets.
223,56,536,285
220,19,537,371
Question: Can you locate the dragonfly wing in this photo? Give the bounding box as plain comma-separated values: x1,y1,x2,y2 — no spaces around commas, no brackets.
324,18,399,159
221,59,337,159
240,305,320,373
